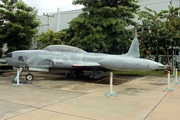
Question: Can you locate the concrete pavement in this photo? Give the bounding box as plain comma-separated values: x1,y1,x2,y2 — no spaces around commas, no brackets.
0,74,180,120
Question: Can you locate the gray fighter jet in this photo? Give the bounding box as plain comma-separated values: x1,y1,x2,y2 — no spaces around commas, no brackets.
5,38,164,80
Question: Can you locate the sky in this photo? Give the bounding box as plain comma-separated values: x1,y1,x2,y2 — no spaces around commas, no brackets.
22,0,84,15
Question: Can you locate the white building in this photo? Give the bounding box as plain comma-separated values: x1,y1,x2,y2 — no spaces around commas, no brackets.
38,9,82,34
139,0,178,12
37,0,179,34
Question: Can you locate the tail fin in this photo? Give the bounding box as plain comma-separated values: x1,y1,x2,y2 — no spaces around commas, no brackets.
125,38,140,58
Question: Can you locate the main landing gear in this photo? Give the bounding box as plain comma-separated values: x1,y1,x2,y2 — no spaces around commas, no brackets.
89,69,101,79
69,69,101,79
69,69,84,78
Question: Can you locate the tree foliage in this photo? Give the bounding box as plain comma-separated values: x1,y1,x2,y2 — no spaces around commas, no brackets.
0,0,40,56
67,0,139,54
138,6,180,64
35,29,68,49
138,7,165,60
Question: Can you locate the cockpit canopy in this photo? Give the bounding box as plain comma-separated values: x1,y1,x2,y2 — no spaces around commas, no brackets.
43,45,87,53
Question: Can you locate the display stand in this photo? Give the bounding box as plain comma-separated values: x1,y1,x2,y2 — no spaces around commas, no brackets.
172,68,180,84
163,71,174,91
105,72,118,97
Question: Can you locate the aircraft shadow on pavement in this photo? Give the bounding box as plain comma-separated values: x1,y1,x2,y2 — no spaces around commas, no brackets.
29,71,145,85
0,70,145,85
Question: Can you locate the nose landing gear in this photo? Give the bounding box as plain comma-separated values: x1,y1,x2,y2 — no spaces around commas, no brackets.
26,73,34,81
12,67,34,84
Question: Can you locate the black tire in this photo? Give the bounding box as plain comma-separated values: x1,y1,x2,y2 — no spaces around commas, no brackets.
26,73,34,81
75,70,84,77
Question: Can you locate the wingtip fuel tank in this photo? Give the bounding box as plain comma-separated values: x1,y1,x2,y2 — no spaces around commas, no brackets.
98,57,164,70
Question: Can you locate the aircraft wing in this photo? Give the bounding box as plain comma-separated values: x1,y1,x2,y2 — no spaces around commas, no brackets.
26,55,101,69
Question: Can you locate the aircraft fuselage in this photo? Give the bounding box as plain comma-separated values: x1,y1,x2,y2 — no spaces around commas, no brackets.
5,49,163,71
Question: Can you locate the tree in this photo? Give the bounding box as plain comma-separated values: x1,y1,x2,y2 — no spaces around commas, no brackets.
162,6,180,65
0,1,7,58
138,7,165,61
67,0,139,54
0,0,40,55
138,6,180,64
35,29,68,49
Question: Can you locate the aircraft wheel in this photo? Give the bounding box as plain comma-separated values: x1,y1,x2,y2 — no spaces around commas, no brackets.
75,70,84,77
26,73,34,81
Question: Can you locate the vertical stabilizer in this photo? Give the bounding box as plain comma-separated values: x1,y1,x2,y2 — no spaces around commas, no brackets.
125,38,140,58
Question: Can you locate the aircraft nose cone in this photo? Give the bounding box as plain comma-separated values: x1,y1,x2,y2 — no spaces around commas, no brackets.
6,52,12,58
5,52,13,66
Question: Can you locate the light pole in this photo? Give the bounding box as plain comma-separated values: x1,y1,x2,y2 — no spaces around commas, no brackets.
43,13,54,30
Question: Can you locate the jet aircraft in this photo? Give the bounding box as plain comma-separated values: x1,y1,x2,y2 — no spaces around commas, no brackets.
5,38,164,80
